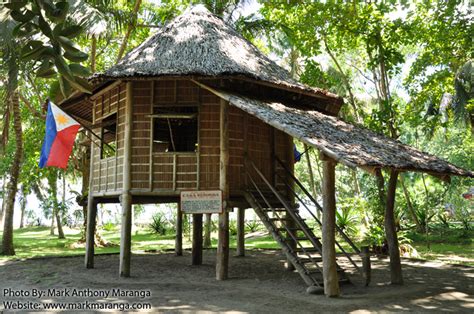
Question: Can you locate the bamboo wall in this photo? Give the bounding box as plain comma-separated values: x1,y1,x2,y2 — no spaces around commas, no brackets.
90,79,293,198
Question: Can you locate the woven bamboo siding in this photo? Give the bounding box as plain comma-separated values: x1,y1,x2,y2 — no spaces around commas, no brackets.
246,115,273,185
91,83,126,194
131,81,153,190
89,78,293,198
228,106,245,191
199,90,220,189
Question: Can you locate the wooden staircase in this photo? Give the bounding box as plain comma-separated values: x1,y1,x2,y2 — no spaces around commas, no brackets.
244,159,360,289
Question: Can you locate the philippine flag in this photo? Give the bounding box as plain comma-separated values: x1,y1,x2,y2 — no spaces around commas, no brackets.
39,101,80,169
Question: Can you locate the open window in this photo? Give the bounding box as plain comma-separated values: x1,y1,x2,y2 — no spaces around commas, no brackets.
100,113,117,159
153,107,198,153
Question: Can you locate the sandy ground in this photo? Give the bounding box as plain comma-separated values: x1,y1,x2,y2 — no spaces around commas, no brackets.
0,249,473,313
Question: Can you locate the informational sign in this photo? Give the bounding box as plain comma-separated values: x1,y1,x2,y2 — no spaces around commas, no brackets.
180,190,223,214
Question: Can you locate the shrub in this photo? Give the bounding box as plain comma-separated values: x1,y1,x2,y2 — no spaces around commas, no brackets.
149,213,168,235
102,222,116,231
245,219,262,233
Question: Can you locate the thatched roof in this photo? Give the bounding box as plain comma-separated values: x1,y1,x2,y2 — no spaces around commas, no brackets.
194,81,473,179
91,5,342,109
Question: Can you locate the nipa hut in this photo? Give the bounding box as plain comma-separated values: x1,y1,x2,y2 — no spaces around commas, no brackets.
60,6,473,295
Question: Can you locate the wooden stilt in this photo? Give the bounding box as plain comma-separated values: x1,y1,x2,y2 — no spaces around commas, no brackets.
321,153,340,297
119,193,132,277
119,81,133,277
385,170,403,284
217,98,229,281
85,197,97,268
285,213,296,271
236,207,245,257
192,213,203,265
175,203,183,256
286,135,296,271
85,130,96,269
361,246,371,286
204,213,212,248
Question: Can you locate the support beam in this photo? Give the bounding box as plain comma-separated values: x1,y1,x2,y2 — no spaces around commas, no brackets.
85,131,97,269
175,203,183,256
204,213,212,248
84,197,97,268
119,81,133,277
286,135,296,271
321,153,340,297
216,98,229,281
385,170,403,284
236,207,245,257
192,214,203,265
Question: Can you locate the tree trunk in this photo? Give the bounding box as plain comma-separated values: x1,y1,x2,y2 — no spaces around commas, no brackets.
50,172,65,239
323,36,361,122
19,188,26,228
1,90,22,256
399,175,422,232
385,170,403,284
116,0,142,63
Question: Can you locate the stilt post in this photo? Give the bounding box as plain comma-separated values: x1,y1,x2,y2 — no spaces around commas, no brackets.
192,213,203,265
321,152,340,297
236,207,245,257
85,196,97,268
119,81,133,277
216,98,229,280
175,203,183,256
385,170,403,284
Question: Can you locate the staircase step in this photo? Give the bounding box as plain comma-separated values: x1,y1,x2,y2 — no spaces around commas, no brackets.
283,236,309,241
298,257,323,263
269,217,297,222
276,227,302,232
262,208,287,212
294,247,320,253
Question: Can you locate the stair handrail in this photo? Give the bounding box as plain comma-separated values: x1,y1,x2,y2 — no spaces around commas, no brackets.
275,156,361,254
245,159,324,256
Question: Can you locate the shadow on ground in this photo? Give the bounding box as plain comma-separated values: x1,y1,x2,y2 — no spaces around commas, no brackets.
0,249,473,313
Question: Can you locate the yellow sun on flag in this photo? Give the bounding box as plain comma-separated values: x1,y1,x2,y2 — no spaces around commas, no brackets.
56,113,69,126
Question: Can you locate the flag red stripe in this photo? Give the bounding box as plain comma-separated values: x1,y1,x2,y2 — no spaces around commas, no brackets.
45,125,80,169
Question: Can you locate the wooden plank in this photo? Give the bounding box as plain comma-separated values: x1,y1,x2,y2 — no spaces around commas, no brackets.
217,98,229,280
119,81,133,277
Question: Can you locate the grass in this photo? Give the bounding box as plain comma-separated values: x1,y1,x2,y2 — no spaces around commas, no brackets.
0,226,473,267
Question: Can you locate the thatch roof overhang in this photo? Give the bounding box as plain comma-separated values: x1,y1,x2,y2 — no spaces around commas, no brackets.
193,80,474,181
88,6,343,115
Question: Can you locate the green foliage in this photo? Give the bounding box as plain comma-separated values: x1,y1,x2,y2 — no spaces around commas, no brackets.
149,213,169,235
245,219,262,233
101,222,116,232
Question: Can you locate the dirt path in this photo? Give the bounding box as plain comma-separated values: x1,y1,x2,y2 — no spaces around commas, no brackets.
0,249,473,313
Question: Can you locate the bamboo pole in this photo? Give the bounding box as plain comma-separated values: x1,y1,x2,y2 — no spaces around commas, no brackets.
216,98,229,280
85,133,97,268
119,82,133,277
175,203,183,256
321,153,340,297
236,207,245,257
192,214,203,265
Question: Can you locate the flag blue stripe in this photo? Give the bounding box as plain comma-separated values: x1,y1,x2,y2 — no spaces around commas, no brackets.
39,102,57,168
